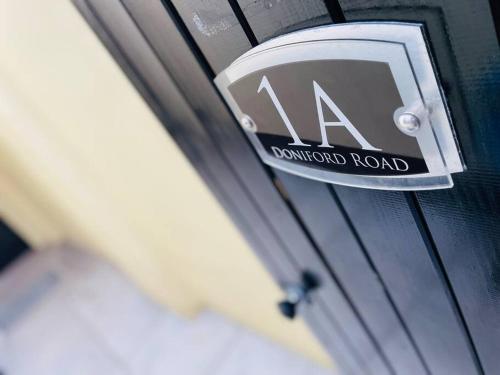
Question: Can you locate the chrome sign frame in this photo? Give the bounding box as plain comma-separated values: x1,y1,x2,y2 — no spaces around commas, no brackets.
215,23,464,191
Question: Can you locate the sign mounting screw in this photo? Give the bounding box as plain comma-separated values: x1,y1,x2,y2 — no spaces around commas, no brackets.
240,114,257,133
397,113,421,134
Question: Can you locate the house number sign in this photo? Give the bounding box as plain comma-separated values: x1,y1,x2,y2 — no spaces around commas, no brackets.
215,23,464,190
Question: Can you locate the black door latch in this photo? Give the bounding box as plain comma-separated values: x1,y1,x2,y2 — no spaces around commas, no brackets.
278,271,320,319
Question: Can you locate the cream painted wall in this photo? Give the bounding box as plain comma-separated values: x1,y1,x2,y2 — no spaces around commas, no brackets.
0,0,331,368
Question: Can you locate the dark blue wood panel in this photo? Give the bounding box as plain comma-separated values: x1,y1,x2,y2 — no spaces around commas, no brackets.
340,1,499,373
334,186,479,375
170,0,251,73
236,0,330,43
0,220,28,272
275,171,428,375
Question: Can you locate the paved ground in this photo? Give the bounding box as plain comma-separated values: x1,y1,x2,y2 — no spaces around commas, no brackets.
0,247,333,375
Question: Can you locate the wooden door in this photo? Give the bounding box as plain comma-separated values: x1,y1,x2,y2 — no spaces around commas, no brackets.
74,1,499,374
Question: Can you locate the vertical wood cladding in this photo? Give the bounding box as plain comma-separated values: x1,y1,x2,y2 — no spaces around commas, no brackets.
74,0,499,373
339,1,498,374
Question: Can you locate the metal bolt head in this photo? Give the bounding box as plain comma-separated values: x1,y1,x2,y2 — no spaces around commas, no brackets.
240,114,257,133
397,113,421,134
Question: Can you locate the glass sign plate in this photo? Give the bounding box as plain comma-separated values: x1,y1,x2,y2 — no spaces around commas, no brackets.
215,23,464,190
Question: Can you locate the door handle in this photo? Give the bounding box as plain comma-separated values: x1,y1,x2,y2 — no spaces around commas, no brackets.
278,271,320,319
